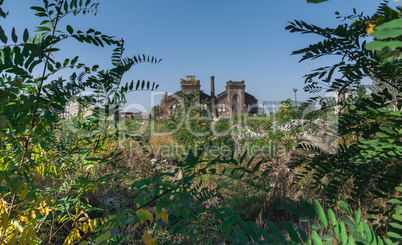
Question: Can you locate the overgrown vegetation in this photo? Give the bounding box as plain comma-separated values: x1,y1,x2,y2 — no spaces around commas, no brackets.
0,0,401,244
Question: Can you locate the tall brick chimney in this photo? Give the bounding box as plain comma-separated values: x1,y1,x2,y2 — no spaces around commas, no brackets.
211,76,215,97
211,76,216,118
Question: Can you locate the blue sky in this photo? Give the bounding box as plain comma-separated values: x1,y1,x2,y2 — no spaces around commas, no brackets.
2,0,400,112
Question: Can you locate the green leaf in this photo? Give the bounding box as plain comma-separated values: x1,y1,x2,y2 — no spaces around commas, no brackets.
314,200,328,229
347,236,355,245
156,202,162,214
392,214,402,222
387,232,402,239
47,63,54,72
366,40,402,51
67,25,74,34
221,214,238,229
384,238,394,245
0,26,8,43
312,230,323,245
363,222,373,243
132,179,150,188
388,199,402,204
389,222,402,230
96,230,111,243
376,132,390,138
11,27,17,43
240,221,259,242
298,228,309,242
323,234,335,241
31,6,46,12
340,222,347,245
328,209,338,225
64,1,68,12
23,28,29,42
354,209,361,226
371,29,402,39
224,234,238,244
233,226,248,244
379,126,397,135
266,220,285,241
285,223,300,243
375,18,402,31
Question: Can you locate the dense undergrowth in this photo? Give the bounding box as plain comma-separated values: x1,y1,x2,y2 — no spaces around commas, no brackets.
0,0,401,244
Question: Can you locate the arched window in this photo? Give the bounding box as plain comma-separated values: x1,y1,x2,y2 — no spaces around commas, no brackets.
232,93,240,111
233,93,239,102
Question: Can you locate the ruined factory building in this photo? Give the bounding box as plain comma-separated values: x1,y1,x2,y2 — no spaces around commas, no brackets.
160,75,258,118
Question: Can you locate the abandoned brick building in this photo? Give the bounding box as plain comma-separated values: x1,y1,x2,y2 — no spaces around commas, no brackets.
160,75,258,118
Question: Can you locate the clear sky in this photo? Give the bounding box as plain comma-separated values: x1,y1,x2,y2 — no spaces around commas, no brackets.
2,0,400,112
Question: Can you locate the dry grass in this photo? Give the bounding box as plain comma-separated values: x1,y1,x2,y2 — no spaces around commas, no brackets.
149,134,177,159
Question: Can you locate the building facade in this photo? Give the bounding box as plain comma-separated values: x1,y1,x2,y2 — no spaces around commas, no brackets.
160,75,258,118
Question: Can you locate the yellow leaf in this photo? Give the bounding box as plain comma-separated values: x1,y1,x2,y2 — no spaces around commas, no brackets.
82,223,89,234
78,217,88,222
88,219,94,231
155,229,166,237
1,212,8,229
136,209,154,224
160,208,168,223
74,227,81,239
366,22,375,35
130,222,140,231
31,210,36,219
143,233,157,245
20,215,29,224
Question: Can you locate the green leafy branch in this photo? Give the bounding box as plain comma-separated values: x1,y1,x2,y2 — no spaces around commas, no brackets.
225,187,402,244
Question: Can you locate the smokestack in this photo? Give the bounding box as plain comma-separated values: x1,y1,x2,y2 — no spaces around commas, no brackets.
211,76,215,98
211,76,217,118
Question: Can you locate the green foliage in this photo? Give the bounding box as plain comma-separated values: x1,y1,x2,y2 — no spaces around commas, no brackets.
366,6,402,57
275,99,298,124
278,3,402,245
287,1,401,206
0,0,400,244
226,187,402,244
0,1,163,244
293,91,401,206
285,3,400,95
